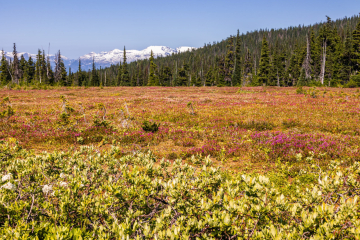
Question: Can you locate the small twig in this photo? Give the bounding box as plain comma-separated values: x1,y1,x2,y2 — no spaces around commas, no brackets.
248,213,261,239
26,194,35,223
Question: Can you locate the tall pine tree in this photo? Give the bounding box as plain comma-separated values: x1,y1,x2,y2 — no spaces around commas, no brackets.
0,50,11,85
12,43,20,84
233,30,242,86
121,46,130,86
258,36,270,85
224,36,234,86
91,57,99,86
148,50,159,86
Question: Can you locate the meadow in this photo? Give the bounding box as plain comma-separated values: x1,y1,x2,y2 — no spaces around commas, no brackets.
1,86,360,172
0,86,360,239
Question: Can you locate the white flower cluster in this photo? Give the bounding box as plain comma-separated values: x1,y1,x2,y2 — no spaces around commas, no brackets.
2,173,12,182
59,182,68,187
2,182,15,191
60,173,66,178
42,185,52,194
1,173,15,191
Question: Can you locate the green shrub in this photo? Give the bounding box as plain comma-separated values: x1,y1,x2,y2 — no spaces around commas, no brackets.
0,142,359,239
296,86,305,94
282,118,299,129
239,119,274,131
142,120,160,132
59,112,70,123
92,116,111,128
350,74,360,86
345,79,358,88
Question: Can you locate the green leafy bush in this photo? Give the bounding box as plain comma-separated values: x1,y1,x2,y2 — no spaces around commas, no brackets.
142,120,160,132
296,86,305,94
281,118,299,129
345,79,358,88
350,74,360,86
0,97,15,120
0,140,359,239
92,116,111,128
239,119,274,131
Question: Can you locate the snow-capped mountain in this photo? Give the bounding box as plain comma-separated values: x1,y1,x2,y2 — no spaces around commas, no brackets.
3,46,195,71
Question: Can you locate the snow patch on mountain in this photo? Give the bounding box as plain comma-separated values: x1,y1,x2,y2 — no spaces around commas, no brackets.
2,46,196,71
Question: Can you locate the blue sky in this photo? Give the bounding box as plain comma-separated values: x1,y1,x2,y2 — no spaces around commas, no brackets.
1,0,359,58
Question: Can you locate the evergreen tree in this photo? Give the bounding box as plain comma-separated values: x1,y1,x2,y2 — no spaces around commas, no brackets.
148,50,159,86
91,57,99,86
224,36,234,86
121,46,130,86
27,56,35,83
352,16,360,73
35,50,42,83
205,67,213,86
272,41,286,86
233,30,242,86
258,36,270,85
117,61,122,86
55,50,67,86
19,55,27,83
162,66,172,86
339,24,354,82
137,65,143,86
177,66,188,86
77,59,86,86
217,56,226,86
45,50,54,85
310,27,321,78
131,68,137,86
12,43,20,84
243,48,253,85
287,47,300,86
42,50,49,84
0,50,11,85
68,67,74,86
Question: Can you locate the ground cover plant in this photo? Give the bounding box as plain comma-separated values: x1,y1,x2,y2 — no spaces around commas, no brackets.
1,86,360,172
0,139,359,239
1,86,360,238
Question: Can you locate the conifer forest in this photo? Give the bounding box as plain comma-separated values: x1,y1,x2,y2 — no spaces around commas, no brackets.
1,14,360,239
2,15,360,88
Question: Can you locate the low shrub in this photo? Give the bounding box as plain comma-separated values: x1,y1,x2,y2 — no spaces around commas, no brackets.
0,141,359,239
142,120,160,133
239,119,274,131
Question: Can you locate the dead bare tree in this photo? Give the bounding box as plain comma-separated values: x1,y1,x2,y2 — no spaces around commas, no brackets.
319,40,326,85
104,70,107,86
303,34,312,80
54,50,61,83
5,60,13,84
47,44,50,80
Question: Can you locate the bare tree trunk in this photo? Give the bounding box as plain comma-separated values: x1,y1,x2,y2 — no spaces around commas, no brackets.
277,69,280,87
47,44,51,80
304,35,312,79
319,41,326,85
6,61,13,83
254,56,257,76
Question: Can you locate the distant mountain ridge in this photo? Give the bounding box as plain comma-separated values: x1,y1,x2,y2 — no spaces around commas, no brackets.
3,46,195,71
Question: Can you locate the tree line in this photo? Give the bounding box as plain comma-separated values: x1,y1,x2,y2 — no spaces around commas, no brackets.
1,15,360,87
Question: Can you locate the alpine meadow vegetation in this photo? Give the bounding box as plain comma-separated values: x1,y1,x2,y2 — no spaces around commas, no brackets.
0,86,360,238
